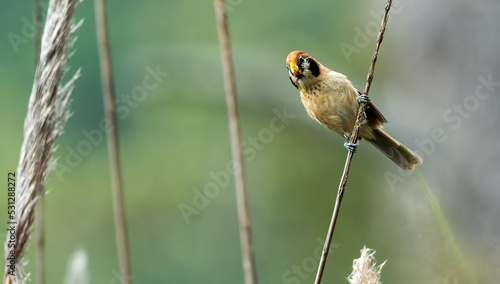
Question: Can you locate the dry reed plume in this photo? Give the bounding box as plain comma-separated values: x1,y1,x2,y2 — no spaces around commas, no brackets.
3,0,81,282
347,247,386,284
63,250,89,284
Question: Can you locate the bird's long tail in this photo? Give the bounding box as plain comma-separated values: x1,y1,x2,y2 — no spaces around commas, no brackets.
366,128,423,170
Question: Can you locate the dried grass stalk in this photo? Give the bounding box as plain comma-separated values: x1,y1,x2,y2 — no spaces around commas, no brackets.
3,0,81,282
213,1,258,283
94,0,133,282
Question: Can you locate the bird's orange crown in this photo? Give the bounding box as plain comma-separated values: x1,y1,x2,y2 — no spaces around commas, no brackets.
285,50,310,68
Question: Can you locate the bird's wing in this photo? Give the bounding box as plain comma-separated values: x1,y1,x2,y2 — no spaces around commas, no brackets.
355,89,388,127
366,101,388,125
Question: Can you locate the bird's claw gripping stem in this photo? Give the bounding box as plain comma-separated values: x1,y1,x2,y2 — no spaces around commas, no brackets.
356,94,370,104
344,136,358,153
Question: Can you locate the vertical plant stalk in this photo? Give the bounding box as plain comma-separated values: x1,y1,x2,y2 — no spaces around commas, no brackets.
314,1,393,283
33,1,45,283
414,171,478,284
3,0,80,282
213,1,258,284
94,1,132,283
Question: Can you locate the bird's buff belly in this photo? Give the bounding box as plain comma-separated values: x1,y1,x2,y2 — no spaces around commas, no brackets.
301,95,375,140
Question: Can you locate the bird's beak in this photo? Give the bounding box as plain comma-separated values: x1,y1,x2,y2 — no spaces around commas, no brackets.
289,61,302,77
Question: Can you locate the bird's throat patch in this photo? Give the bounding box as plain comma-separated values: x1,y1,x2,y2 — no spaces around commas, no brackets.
289,76,298,89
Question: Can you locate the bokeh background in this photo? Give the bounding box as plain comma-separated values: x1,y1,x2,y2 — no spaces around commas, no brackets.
1,0,499,283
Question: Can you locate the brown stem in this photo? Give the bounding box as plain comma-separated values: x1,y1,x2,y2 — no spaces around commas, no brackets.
94,0,132,283
314,1,393,283
213,1,258,284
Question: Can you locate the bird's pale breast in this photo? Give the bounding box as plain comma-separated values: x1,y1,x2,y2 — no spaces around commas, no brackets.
300,73,373,138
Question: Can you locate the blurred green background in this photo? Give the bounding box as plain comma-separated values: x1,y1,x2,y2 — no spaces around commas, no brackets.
1,0,499,283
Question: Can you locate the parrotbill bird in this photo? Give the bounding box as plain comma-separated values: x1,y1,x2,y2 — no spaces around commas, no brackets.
286,50,422,170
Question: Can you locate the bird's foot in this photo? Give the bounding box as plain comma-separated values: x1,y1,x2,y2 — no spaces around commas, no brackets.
344,142,358,153
356,94,370,104
343,136,358,153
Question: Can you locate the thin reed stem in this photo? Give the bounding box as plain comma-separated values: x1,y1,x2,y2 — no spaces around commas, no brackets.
213,1,258,284
94,0,132,283
314,1,393,283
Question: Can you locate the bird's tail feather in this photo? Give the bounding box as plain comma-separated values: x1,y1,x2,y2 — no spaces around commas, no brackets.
366,129,423,170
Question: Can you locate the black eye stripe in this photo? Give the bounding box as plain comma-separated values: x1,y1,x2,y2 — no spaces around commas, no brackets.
307,58,320,77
